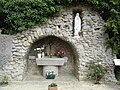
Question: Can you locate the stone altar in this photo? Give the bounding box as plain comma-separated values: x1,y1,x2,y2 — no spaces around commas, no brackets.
36,57,68,77
36,57,68,66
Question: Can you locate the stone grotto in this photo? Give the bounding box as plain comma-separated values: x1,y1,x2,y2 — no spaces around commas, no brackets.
0,5,117,81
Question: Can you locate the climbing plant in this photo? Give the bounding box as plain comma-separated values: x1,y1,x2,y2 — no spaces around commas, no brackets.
61,0,120,54
0,0,120,54
0,0,61,34
86,0,120,54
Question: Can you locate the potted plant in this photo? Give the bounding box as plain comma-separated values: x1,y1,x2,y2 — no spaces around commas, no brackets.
48,82,57,90
87,61,107,84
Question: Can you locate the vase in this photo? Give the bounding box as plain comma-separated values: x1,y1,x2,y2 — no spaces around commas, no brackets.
37,53,41,58
48,86,57,90
46,74,55,79
42,52,45,58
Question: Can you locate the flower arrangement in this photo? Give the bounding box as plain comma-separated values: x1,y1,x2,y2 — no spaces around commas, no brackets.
78,29,84,37
46,70,56,79
55,48,65,58
34,47,44,53
34,47,45,58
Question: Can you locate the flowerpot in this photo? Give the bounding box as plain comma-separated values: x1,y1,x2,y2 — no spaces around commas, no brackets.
46,74,55,79
48,86,57,90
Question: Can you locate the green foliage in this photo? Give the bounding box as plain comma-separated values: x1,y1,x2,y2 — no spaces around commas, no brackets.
0,0,120,54
49,82,57,87
105,15,120,54
0,0,61,34
0,74,9,85
87,62,107,84
115,66,120,82
46,71,56,79
85,0,120,55
64,0,120,55
116,70,120,82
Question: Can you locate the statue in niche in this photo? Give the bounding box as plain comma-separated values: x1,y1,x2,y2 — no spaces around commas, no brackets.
74,13,81,36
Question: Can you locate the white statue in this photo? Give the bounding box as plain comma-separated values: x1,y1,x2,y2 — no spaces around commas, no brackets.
74,13,81,36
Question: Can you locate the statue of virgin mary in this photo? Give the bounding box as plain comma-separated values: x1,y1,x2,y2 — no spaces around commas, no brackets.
74,13,81,36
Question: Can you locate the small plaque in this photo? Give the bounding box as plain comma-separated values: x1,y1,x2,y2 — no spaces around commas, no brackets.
114,59,120,66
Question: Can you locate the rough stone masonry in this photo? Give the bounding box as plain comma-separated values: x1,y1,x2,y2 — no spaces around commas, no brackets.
0,5,117,81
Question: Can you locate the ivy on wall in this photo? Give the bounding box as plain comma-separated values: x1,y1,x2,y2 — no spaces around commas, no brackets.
0,0,120,54
58,0,120,55
86,0,120,54
0,0,61,34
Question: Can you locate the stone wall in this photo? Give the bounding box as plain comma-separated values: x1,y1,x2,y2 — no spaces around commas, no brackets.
0,35,12,79
0,5,116,81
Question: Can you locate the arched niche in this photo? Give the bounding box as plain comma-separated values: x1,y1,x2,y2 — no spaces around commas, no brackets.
26,35,79,80
72,9,83,36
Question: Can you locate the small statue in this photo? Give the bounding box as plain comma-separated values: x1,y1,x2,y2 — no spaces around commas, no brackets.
74,13,81,36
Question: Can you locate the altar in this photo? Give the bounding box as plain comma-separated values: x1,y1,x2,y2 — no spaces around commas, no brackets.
28,36,69,78
36,57,68,77
36,57,67,66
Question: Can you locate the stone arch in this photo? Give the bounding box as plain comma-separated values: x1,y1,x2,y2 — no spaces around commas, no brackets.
25,35,79,80
13,24,80,80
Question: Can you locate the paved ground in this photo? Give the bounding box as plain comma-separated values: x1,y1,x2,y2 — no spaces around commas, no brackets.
0,80,120,90
0,73,120,90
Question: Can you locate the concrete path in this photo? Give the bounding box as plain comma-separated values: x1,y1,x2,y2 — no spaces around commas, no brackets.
0,73,120,90
0,80,120,90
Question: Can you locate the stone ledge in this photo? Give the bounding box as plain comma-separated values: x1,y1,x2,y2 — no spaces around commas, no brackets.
36,57,68,66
